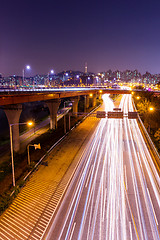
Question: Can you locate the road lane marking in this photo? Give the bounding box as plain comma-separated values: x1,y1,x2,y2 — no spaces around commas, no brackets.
85,164,93,187
129,221,133,240
124,165,128,190
147,188,158,226
69,222,76,240
0,224,24,240
0,229,11,240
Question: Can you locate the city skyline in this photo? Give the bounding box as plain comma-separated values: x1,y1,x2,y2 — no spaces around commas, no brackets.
2,68,160,78
1,0,160,76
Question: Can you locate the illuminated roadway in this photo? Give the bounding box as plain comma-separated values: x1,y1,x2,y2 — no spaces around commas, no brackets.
45,94,160,240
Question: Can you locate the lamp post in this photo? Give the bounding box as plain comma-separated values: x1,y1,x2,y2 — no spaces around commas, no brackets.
9,121,33,187
9,124,15,187
23,65,31,84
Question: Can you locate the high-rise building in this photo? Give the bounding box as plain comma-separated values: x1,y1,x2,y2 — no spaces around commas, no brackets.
0,74,2,86
85,62,88,74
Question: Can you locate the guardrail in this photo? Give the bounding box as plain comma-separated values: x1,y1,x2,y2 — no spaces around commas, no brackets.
132,97,160,173
138,115,160,172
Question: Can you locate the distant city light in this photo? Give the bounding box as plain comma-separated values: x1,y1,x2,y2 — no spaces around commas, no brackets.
26,65,31,70
50,70,54,74
76,75,79,78
66,73,68,76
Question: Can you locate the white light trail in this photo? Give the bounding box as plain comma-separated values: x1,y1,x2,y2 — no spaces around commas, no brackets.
54,94,160,240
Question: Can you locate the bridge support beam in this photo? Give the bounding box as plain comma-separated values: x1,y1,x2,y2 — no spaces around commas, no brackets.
91,94,97,107
98,93,102,100
70,97,79,117
46,99,61,129
84,95,90,112
4,104,22,152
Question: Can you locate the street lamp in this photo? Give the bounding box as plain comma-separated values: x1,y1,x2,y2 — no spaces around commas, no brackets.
23,65,31,84
27,143,41,165
149,106,154,112
9,121,33,187
48,69,54,87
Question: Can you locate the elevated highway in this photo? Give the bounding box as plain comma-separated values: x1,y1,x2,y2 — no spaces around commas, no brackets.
1,87,158,152
0,88,131,152
0,88,132,106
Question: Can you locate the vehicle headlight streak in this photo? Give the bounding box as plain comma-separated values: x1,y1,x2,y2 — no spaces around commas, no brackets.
58,115,111,240
124,110,149,239
55,94,160,240
58,122,104,240
123,94,160,240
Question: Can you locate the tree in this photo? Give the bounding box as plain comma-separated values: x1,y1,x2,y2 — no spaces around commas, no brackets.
154,128,160,148
137,99,151,115
154,128,160,141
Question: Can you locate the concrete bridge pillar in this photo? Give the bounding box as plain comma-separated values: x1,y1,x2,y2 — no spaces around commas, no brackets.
84,95,90,112
4,104,22,152
70,97,79,117
91,94,97,107
46,99,61,129
98,93,102,100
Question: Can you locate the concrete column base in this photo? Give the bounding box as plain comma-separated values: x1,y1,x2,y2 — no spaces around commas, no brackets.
4,104,22,152
98,93,102,100
46,99,61,129
92,94,97,107
84,95,90,112
70,97,79,117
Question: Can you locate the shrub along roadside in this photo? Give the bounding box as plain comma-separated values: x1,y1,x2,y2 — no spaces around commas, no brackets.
133,90,160,153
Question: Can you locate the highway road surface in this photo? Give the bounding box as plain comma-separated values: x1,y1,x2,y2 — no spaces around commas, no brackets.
45,94,160,240
0,94,159,240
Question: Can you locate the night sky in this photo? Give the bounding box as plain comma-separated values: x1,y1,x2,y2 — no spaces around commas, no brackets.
1,0,160,76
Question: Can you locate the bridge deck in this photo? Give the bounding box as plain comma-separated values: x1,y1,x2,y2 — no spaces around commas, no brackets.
0,89,132,105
